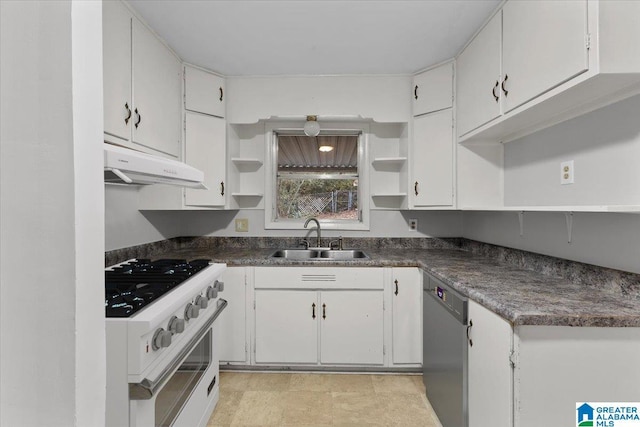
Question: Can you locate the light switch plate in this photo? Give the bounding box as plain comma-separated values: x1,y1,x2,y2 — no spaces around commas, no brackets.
235,218,249,232
561,160,574,185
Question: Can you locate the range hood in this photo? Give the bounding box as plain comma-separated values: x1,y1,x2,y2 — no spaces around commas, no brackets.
104,143,206,189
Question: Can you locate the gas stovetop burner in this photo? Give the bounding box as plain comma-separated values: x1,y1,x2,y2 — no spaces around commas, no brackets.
105,259,211,318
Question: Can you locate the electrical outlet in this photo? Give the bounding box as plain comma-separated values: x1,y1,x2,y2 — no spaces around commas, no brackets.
409,219,418,230
561,160,574,185
235,218,249,232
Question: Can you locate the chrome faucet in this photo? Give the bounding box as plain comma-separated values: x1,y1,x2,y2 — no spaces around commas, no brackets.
304,217,321,248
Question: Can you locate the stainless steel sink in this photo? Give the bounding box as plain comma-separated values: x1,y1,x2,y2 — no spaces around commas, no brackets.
318,250,369,260
270,249,369,260
269,249,320,260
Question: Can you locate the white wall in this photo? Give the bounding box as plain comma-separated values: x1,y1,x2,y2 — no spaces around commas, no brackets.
181,209,462,238
0,1,105,426
504,95,640,206
464,95,640,274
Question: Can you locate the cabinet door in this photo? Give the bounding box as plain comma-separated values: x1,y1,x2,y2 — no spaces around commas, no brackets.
132,17,181,158
411,109,453,207
468,300,512,427
103,0,131,142
456,12,502,137
254,290,318,364
502,0,588,113
185,66,226,118
391,268,422,364
184,112,226,207
218,267,247,363
320,291,383,365
413,63,453,117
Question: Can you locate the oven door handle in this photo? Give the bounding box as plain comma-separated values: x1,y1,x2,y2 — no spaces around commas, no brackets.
129,298,228,400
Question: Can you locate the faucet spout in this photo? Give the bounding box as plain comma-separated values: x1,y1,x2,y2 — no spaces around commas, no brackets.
304,217,321,248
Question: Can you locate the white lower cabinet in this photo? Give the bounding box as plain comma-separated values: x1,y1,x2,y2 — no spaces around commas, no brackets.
468,300,512,427
320,291,383,365
391,268,422,365
253,267,385,366
218,267,249,364
255,290,318,364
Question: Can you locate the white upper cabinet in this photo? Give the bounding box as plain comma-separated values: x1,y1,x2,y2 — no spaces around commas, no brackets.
411,109,454,207
501,0,588,113
103,1,182,158
103,0,132,143
184,66,226,118
131,16,182,158
457,0,640,144
184,112,226,207
412,62,453,116
456,12,502,137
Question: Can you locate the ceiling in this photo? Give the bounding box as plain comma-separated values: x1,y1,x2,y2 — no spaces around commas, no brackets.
128,0,501,76
278,135,358,171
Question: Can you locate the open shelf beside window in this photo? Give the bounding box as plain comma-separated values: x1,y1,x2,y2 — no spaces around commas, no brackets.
371,157,407,168
231,158,263,167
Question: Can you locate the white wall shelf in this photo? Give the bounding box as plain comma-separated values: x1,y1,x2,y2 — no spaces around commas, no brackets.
231,158,263,167
371,193,408,198
231,193,264,198
371,157,407,168
461,205,640,213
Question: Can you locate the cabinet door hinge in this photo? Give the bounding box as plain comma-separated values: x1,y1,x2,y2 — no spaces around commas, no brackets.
585,33,591,50
383,345,386,356
253,300,256,310
509,350,516,368
382,300,385,311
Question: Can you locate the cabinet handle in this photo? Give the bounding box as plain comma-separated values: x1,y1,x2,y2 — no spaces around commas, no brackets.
467,319,473,347
394,279,399,296
124,102,132,125
322,303,326,319
492,81,499,102
219,87,224,102
414,85,418,100
312,303,316,319
501,74,509,97
220,181,225,196
134,108,141,128
414,181,419,196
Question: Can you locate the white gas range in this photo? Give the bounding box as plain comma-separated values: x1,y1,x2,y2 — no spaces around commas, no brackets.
105,258,227,427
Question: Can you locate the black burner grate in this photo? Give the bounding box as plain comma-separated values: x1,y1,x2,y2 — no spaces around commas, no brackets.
105,259,211,318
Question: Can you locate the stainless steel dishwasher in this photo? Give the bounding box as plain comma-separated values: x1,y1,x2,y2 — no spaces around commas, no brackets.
423,272,468,427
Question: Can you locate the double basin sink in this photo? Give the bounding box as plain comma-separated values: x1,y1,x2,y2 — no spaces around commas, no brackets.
270,249,369,261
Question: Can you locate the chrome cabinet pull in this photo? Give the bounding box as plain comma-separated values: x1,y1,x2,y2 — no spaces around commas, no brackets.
124,102,132,124
414,181,419,196
322,303,326,319
220,181,225,196
312,303,316,319
414,85,418,100
219,87,224,102
394,279,399,296
501,74,509,97
467,319,473,347
492,81,499,102
134,108,141,128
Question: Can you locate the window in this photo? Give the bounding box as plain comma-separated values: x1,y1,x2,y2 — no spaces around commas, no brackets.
265,123,370,230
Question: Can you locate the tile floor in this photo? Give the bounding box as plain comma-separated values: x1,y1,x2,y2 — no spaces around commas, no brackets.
207,372,442,427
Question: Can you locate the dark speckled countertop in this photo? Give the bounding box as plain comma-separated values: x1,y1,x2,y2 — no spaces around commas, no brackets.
144,245,640,328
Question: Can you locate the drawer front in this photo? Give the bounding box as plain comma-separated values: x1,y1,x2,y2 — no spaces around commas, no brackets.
254,267,383,290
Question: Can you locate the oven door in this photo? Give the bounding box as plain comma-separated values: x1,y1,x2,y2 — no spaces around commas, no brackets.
129,300,226,427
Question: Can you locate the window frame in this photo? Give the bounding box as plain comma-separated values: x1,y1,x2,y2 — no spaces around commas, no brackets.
264,120,370,231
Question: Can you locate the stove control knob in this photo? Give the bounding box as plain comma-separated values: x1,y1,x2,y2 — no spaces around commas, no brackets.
168,316,185,334
214,280,224,292
184,303,200,320
195,295,208,310
152,328,172,351
206,286,218,300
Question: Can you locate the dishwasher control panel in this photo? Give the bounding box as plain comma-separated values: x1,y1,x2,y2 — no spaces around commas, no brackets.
425,274,468,324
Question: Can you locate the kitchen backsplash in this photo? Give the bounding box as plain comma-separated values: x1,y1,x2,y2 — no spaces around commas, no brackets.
105,236,639,296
